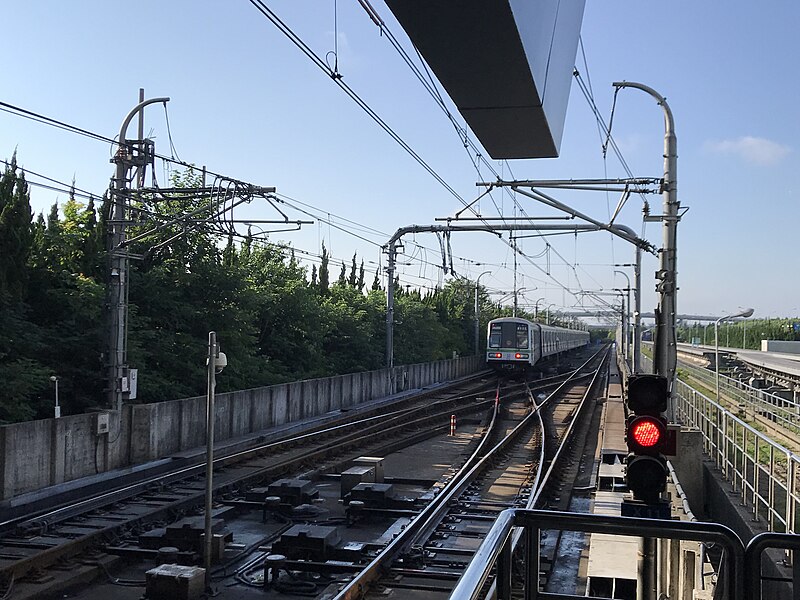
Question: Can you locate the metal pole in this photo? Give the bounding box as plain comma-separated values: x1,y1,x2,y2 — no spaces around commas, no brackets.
385,242,397,369
475,271,491,356
512,231,517,319
512,287,527,319
107,94,169,411
743,319,747,350
205,331,217,587
633,247,642,372
614,81,678,407
534,297,545,322
615,270,631,365
136,88,145,187
715,318,722,401
51,376,60,419
620,296,626,361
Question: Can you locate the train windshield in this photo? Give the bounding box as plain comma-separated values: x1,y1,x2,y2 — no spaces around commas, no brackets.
488,322,528,349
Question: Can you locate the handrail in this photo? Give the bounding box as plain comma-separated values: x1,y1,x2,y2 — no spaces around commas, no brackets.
744,532,800,599
450,509,745,600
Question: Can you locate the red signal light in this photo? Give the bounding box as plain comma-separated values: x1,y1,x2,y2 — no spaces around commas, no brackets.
626,416,666,453
631,419,662,447
515,353,521,359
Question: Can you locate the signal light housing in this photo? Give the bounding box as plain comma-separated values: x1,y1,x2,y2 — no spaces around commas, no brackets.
624,374,670,505
626,374,668,416
626,455,669,505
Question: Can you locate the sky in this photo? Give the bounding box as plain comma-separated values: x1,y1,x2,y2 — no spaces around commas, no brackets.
1,1,798,324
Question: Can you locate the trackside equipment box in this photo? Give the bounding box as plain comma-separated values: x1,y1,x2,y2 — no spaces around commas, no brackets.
145,564,205,600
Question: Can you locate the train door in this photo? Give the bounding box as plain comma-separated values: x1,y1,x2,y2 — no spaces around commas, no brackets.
532,324,541,362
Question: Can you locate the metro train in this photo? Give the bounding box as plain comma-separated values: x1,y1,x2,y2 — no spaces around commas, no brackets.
486,316,590,372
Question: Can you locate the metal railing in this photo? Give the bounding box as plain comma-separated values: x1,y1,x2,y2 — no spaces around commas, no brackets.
674,378,800,534
449,509,745,600
642,353,800,534
449,509,797,600
446,357,800,600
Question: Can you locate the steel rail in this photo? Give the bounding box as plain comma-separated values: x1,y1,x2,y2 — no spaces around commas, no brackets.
0,379,502,583
480,345,611,600
332,349,606,600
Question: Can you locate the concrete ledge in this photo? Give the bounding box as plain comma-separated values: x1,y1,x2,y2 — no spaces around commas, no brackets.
0,356,483,501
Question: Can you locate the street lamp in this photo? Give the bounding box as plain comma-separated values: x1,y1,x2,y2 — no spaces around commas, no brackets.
545,304,555,325
615,270,632,367
50,376,60,418
474,271,491,356
740,309,750,350
534,297,546,322
513,287,528,318
715,308,754,401
205,331,227,588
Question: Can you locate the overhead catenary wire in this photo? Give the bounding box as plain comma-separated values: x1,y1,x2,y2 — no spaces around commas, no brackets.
248,1,584,301
0,65,600,313
247,0,468,209
1,159,102,204
2,85,583,302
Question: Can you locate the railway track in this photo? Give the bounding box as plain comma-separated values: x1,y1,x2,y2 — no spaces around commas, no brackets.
332,345,610,600
0,375,501,597
0,347,609,599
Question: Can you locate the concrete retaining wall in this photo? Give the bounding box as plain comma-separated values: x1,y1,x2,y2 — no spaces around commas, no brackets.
0,355,482,500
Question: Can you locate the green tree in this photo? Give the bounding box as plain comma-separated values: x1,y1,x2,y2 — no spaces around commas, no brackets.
347,253,358,287
318,243,330,296
0,157,33,300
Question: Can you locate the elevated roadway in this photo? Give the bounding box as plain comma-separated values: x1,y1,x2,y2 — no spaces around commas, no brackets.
674,342,800,389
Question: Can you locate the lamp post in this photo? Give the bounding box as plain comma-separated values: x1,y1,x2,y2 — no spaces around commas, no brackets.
615,270,632,367
613,81,678,403
474,271,491,356
50,376,60,418
743,318,747,350
205,332,227,588
534,297,546,322
513,287,527,318
715,308,754,401
545,304,555,325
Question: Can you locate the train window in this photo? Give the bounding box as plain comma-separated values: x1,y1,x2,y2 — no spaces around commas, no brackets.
488,321,529,349
516,324,528,348
488,323,503,348
488,332,502,348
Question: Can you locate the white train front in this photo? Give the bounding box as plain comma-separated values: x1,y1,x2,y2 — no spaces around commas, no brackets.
486,317,590,372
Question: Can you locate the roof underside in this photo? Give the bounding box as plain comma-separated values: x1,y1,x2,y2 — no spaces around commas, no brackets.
384,0,585,159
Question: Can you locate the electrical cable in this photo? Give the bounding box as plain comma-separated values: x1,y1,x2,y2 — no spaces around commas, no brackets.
0,101,116,145
1,68,584,303
246,1,584,299
247,0,469,209
1,159,102,202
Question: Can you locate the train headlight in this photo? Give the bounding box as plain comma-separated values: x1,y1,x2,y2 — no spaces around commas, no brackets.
514,353,529,359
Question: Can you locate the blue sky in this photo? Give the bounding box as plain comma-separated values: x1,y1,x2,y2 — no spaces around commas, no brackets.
1,1,797,322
